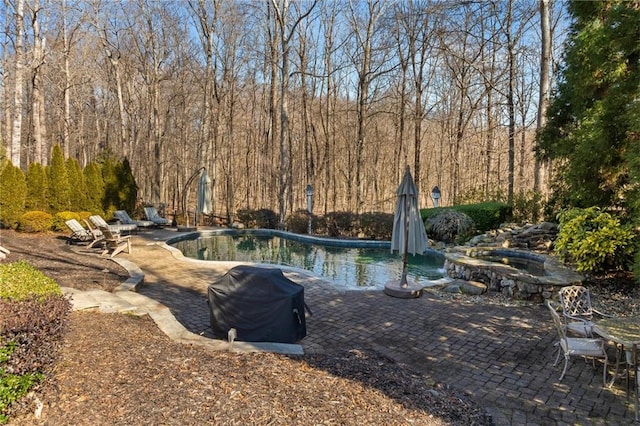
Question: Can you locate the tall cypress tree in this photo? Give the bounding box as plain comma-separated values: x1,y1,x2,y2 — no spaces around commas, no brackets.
84,161,105,215
66,157,89,211
117,157,138,213
101,155,119,213
539,1,640,214
26,162,48,211
0,163,27,229
48,144,71,212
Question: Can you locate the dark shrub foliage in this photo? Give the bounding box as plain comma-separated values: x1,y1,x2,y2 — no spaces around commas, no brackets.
325,211,357,238
286,209,314,234
18,211,53,233
0,295,71,375
359,212,394,240
0,261,70,423
237,209,278,229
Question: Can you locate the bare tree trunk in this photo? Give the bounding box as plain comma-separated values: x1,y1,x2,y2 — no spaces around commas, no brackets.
62,0,71,159
31,0,48,165
506,0,515,204
535,0,551,199
11,0,25,168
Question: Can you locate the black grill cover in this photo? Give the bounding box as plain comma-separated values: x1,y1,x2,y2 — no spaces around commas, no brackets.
207,265,306,343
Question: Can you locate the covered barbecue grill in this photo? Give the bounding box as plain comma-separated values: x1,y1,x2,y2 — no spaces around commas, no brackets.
207,265,307,343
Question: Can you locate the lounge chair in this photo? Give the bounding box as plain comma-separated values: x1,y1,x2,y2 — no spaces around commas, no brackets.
144,206,170,226
113,210,154,228
89,215,138,234
65,219,104,248
0,245,9,260
99,226,132,258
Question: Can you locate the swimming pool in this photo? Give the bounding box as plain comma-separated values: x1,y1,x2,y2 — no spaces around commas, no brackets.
167,230,445,290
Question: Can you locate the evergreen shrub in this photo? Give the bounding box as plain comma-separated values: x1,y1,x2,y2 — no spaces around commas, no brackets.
52,211,80,232
18,211,53,233
83,161,105,215
0,261,71,423
448,202,511,232
66,157,89,211
359,212,394,240
555,207,637,273
237,209,278,229
47,145,71,212
286,209,313,234
25,163,48,212
0,164,26,230
325,211,357,238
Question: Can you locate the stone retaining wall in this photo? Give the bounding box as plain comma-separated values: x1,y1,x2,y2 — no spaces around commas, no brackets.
444,247,584,302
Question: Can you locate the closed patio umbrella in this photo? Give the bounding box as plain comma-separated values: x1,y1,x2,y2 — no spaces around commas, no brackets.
385,165,429,298
196,169,212,217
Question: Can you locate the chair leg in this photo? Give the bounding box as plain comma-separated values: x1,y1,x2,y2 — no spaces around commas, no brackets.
553,342,561,366
559,354,569,381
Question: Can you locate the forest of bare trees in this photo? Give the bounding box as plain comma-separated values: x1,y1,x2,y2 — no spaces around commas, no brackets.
1,0,565,222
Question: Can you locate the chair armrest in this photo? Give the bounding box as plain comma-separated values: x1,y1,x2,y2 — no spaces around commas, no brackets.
592,308,612,318
563,313,592,324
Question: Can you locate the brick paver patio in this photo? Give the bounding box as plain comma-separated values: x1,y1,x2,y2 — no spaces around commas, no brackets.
126,229,637,425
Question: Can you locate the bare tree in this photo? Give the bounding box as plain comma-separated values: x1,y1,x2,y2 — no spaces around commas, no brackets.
534,0,551,200
269,0,317,227
10,0,25,168
29,0,48,165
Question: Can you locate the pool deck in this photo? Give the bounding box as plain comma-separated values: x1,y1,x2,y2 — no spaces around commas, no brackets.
65,227,638,425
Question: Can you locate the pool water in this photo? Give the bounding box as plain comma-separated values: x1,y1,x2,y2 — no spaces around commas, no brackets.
477,255,547,276
171,234,445,290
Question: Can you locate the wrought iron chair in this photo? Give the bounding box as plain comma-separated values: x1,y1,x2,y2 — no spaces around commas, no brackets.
546,300,608,385
559,285,610,337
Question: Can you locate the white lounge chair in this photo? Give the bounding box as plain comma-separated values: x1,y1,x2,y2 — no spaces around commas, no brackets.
65,219,104,248
114,210,154,228
89,215,137,234
144,207,170,226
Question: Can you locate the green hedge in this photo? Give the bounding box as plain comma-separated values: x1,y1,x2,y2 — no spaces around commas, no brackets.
421,202,511,233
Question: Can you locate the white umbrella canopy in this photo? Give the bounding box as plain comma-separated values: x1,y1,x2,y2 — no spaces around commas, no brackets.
196,170,212,215
386,165,429,298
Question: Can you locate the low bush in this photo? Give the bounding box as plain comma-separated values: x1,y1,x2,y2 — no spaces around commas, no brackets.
448,202,511,232
1,340,43,424
52,211,80,232
0,261,62,301
286,209,314,234
426,210,475,244
324,211,357,238
237,209,278,229
0,261,71,423
359,212,394,240
18,211,53,233
555,207,637,273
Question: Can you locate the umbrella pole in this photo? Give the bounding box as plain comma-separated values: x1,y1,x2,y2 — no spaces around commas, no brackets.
401,193,410,288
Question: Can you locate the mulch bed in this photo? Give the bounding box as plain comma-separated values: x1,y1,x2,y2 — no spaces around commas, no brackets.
1,230,490,425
